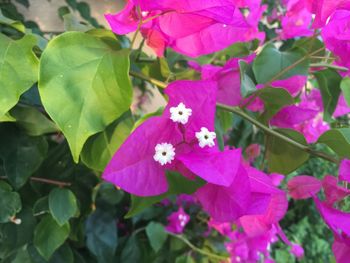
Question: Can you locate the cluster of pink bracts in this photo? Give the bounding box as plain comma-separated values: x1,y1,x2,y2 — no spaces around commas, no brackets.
103,0,350,262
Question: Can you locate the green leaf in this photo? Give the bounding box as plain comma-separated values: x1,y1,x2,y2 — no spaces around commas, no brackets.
258,87,294,124
0,207,36,252
63,13,93,32
126,172,205,218
38,31,133,162
318,128,350,159
0,33,39,119
340,77,350,107
239,60,257,98
253,44,309,84
85,209,118,263
81,114,134,172
267,128,309,174
33,196,49,215
0,124,48,189
0,183,21,223
121,236,141,263
10,105,58,136
314,69,342,121
0,10,25,32
34,215,70,260
140,58,171,81
0,113,15,122
49,188,79,226
96,182,124,205
145,222,168,253
175,254,196,263
294,37,325,63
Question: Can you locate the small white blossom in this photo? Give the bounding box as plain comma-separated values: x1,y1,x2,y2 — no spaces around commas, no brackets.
153,143,175,165
170,102,192,124
195,127,216,148
141,11,149,17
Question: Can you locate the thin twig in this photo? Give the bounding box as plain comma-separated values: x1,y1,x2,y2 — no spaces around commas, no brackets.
216,104,339,164
0,176,71,187
130,70,167,88
167,233,229,261
310,63,349,72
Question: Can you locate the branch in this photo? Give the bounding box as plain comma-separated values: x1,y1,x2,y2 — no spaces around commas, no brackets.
216,104,339,164
310,63,349,72
0,176,71,187
129,70,167,88
167,233,229,261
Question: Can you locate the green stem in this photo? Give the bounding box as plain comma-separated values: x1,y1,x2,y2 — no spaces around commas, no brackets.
167,233,228,261
310,63,349,72
216,104,339,164
129,70,167,88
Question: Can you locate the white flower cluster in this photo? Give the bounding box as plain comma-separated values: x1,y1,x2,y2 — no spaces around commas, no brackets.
153,102,217,165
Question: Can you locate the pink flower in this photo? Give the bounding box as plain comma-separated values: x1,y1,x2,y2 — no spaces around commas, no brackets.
103,80,242,197
311,0,350,28
245,144,261,163
105,0,265,57
279,0,313,39
322,175,350,205
270,89,331,143
192,55,255,107
339,159,350,183
321,10,350,73
332,237,350,263
287,175,322,200
165,207,190,234
290,243,305,259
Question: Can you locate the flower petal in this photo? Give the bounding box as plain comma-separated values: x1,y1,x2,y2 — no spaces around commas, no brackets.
103,116,182,196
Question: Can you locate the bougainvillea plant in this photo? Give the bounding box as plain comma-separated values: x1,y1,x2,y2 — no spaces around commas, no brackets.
1,0,350,262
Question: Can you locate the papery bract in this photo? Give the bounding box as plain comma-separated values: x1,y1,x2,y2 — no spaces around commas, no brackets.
314,197,350,238
322,175,350,205
290,243,305,259
311,0,350,28
105,0,266,57
339,159,350,183
279,0,313,40
165,206,190,234
321,10,350,73
195,164,251,222
287,175,322,200
332,238,350,263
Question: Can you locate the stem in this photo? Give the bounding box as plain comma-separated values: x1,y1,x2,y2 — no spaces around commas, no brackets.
310,63,349,72
130,70,167,88
168,233,228,261
216,104,339,164
0,176,71,187
130,5,142,50
265,47,325,86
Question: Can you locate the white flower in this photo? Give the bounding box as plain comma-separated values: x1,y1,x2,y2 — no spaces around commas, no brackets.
195,127,216,148
170,102,192,124
153,143,175,166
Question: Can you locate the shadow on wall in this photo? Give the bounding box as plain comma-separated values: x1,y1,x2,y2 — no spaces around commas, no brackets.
15,0,124,31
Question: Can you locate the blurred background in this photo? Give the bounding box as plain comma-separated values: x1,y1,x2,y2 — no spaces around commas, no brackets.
15,0,122,32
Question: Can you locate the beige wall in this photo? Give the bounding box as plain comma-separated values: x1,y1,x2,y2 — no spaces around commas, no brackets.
16,0,124,31
16,0,165,113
